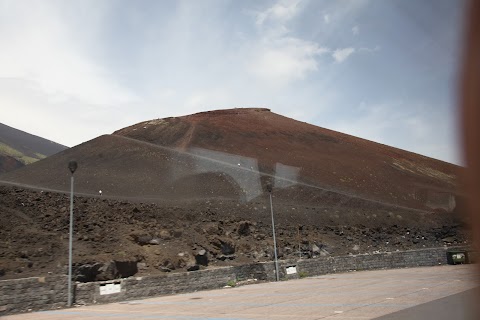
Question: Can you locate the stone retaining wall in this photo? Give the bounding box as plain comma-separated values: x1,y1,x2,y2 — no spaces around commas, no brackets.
0,246,468,316
0,276,67,315
293,247,449,279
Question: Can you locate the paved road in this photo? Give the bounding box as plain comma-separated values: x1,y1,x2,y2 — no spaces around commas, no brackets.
375,287,479,320
4,265,478,320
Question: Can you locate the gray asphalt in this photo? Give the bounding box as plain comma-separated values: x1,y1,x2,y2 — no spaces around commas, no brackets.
3,264,478,320
374,287,479,320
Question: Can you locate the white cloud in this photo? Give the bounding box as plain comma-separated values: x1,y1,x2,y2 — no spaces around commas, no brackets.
332,47,355,63
327,101,461,164
359,45,381,53
184,89,231,112
352,25,359,35
255,0,302,26
320,0,370,27
0,0,461,165
0,1,141,146
0,2,136,107
248,38,329,87
0,78,140,147
331,102,404,143
323,14,330,24
249,0,330,87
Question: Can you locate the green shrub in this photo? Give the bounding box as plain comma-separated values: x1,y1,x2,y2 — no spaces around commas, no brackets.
226,279,237,287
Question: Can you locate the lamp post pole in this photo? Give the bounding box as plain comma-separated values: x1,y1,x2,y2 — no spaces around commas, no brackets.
267,184,279,281
67,161,77,307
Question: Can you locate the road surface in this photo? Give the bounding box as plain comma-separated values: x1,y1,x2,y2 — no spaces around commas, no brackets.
3,264,478,320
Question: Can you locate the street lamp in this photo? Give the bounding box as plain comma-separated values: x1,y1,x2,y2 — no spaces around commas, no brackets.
266,183,279,281
67,160,77,307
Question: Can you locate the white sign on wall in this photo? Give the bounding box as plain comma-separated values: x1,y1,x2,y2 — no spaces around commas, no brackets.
99,282,122,295
286,266,297,274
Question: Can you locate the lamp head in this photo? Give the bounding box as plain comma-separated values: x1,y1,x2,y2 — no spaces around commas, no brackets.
266,183,272,193
68,161,78,174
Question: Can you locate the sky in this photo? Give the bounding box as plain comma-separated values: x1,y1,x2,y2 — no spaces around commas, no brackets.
0,0,467,164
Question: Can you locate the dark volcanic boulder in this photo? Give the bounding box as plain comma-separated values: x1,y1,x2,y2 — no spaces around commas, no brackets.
195,249,209,266
75,260,138,282
187,264,200,271
114,260,138,278
237,221,253,236
211,237,236,255
74,263,102,282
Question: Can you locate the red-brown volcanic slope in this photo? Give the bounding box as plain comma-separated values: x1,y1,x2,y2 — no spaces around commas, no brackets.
0,108,468,281
114,108,459,211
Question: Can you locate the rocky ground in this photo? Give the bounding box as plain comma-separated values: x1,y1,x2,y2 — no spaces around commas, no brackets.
0,185,470,282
